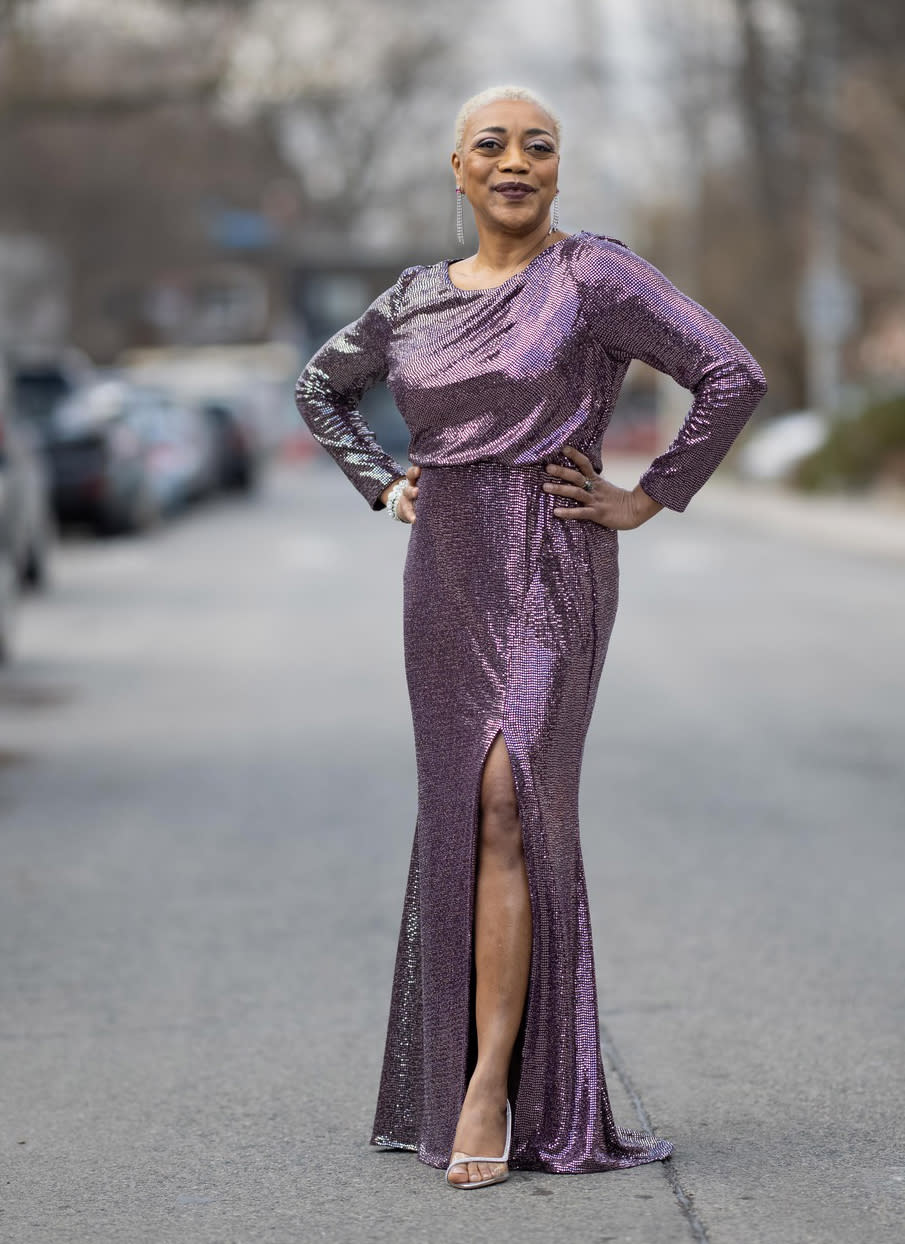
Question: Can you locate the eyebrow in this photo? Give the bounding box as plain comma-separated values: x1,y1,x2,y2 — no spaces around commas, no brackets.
473,126,555,140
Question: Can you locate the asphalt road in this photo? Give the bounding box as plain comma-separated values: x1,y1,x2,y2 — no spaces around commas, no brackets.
2,462,903,1244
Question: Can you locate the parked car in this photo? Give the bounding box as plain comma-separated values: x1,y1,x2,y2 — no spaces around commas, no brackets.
11,355,89,444
128,386,218,512
45,376,159,534
2,357,53,594
2,408,54,588
0,360,15,663
197,395,261,493
0,539,14,664
1,356,55,663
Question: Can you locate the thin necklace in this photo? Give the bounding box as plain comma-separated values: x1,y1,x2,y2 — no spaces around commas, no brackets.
473,233,561,282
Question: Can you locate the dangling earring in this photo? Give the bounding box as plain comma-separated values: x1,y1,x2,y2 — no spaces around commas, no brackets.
548,192,560,235
456,185,465,246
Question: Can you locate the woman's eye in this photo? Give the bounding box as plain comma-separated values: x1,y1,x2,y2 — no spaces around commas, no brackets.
474,138,554,153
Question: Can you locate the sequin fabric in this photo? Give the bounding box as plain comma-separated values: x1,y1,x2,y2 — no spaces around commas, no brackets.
295,231,767,1173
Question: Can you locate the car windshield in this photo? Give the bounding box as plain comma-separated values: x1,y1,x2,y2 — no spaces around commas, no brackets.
13,372,71,425
53,383,126,437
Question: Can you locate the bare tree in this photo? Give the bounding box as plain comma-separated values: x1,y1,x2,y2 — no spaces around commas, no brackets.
0,0,476,356
642,0,905,409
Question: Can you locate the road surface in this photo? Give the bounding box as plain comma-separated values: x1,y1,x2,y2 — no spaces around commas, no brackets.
2,462,903,1243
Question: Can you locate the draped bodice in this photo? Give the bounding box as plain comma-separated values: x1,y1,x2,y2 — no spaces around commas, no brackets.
295,230,767,512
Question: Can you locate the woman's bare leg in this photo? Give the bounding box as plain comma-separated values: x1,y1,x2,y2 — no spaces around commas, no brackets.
448,730,532,1184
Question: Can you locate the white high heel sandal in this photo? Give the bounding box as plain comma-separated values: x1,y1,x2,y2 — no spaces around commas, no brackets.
445,1098,512,1189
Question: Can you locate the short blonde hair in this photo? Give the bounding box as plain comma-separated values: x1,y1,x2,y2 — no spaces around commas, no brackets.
453,84,562,155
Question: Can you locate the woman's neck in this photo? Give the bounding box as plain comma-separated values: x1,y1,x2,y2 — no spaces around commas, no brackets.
463,226,570,279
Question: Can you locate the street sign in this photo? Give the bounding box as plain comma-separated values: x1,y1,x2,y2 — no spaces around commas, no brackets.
797,263,859,341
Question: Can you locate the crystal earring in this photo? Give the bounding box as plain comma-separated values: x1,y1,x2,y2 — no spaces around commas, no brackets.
548,192,560,235
456,185,465,246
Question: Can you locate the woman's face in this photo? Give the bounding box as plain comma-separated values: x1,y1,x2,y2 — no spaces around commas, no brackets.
452,99,560,239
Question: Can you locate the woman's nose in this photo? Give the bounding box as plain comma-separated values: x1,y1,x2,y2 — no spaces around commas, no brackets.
499,146,529,172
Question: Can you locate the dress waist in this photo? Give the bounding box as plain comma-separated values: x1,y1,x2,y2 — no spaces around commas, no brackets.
409,444,602,478
410,457,603,520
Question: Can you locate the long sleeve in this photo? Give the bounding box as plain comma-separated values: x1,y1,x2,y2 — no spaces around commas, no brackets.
294,277,408,510
582,240,768,512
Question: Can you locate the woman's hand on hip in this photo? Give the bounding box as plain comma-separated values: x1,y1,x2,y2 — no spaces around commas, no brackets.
542,446,663,530
380,464,421,523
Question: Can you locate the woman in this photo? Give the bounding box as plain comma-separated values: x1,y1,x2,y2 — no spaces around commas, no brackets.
295,83,767,1189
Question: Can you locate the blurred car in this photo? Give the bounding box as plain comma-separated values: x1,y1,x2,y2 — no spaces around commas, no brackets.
129,387,218,511
118,341,298,461
11,355,89,446
1,406,54,588
0,369,16,662
1,357,55,663
46,376,159,534
197,396,260,493
1,356,54,586
0,539,14,664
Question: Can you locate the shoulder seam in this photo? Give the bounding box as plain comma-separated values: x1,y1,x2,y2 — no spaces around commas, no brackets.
581,232,630,250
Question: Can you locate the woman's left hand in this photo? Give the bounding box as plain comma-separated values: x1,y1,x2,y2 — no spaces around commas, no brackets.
542,446,663,530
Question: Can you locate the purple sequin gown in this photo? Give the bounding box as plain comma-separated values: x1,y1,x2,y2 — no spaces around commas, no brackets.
295,231,767,1173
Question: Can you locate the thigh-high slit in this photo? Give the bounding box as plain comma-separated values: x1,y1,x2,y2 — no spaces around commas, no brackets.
464,725,531,1098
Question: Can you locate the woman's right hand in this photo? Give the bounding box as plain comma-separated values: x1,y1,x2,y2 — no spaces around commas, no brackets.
381,464,421,523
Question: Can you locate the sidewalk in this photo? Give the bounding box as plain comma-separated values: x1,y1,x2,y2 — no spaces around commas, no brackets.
606,453,905,562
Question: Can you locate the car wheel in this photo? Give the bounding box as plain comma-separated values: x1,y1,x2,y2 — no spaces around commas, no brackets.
229,458,258,494
94,506,125,537
20,539,48,590
18,510,54,591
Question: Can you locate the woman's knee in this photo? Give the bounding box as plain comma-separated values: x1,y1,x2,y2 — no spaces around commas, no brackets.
479,789,523,860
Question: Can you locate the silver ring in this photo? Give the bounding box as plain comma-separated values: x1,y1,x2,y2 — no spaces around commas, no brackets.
582,477,594,493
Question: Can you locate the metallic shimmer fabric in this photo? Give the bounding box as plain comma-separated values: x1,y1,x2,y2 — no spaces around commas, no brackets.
295,231,767,1173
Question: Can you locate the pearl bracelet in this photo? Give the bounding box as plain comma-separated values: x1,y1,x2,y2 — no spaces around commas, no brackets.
386,478,407,521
